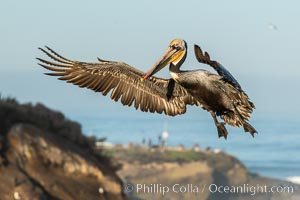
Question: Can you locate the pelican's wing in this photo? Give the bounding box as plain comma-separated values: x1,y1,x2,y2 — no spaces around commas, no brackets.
194,44,242,91
37,46,199,116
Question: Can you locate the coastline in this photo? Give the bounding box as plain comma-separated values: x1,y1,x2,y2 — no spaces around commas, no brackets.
98,144,300,200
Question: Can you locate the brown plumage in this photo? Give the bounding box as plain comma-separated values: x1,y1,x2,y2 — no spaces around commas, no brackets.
37,39,257,139
193,44,256,135
37,46,198,116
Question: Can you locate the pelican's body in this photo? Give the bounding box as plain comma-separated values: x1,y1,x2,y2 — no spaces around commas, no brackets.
37,39,257,139
173,70,231,110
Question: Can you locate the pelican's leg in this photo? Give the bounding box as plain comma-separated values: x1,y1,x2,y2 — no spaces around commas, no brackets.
210,111,228,139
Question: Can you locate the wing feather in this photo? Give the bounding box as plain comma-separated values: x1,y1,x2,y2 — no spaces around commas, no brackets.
194,44,243,91
38,47,198,116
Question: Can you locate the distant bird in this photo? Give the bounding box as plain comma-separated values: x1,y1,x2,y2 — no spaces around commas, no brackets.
37,39,257,139
267,23,278,31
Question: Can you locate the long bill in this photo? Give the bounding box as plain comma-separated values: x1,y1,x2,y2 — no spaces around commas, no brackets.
141,46,179,81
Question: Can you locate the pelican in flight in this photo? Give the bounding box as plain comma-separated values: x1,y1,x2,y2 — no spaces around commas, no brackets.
37,39,257,139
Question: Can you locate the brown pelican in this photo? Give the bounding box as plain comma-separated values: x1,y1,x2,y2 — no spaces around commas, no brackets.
37,39,257,139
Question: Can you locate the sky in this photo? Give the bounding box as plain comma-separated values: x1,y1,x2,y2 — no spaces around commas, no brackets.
1,0,300,121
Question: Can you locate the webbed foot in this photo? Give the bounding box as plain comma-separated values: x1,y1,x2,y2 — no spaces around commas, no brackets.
216,122,228,139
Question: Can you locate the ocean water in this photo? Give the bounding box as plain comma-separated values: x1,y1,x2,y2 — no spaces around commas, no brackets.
72,111,300,182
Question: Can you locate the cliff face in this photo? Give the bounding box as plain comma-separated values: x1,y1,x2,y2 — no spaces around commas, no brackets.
105,147,300,200
0,98,127,200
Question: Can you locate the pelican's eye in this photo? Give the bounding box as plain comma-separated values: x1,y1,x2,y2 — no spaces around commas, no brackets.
171,44,181,51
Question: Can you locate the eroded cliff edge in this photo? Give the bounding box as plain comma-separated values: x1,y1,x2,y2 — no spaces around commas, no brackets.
0,98,127,200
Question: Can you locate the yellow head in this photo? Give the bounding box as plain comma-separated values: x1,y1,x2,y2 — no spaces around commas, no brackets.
142,39,187,80
168,39,187,65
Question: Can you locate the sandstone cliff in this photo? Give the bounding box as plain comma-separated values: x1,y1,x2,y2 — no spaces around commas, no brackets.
0,98,127,200
105,146,300,200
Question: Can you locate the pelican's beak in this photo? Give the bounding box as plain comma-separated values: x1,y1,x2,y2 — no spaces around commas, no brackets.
141,46,181,81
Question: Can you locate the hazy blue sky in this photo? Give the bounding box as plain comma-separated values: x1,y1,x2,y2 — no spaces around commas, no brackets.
1,0,300,121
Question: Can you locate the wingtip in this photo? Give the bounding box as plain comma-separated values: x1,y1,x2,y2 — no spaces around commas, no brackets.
38,47,48,53
38,47,45,52
36,58,43,65
194,44,213,65
205,52,210,60
194,44,204,62
38,63,48,69
194,44,201,49
44,45,55,53
97,57,111,63
194,44,201,52
97,57,104,62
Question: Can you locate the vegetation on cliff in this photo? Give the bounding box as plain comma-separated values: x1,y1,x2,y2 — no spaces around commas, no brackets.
0,96,127,200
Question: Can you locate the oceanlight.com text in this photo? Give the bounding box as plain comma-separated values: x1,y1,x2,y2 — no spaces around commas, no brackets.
208,183,294,196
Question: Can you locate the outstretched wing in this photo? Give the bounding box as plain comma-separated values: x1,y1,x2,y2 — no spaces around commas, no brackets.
194,44,243,91
37,46,199,116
